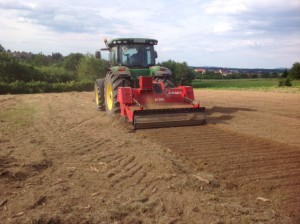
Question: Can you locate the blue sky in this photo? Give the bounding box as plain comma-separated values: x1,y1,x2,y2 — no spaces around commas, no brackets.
0,0,299,68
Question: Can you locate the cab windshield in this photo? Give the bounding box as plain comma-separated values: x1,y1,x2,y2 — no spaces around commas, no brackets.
119,44,155,68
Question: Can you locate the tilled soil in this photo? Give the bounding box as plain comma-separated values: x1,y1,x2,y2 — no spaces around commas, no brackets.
0,90,299,224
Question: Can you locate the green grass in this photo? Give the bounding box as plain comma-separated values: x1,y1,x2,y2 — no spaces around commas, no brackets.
192,79,300,92
0,105,36,128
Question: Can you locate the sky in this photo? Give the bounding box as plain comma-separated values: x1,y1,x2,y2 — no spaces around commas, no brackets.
0,0,299,68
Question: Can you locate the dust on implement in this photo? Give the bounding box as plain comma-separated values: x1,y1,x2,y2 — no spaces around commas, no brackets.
95,38,205,129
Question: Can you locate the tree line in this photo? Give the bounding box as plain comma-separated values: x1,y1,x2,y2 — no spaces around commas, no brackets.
1,43,299,93
0,46,107,84
0,44,195,94
0,44,107,93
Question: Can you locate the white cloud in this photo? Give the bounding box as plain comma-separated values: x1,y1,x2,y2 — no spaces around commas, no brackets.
203,0,248,15
213,22,233,33
0,0,299,68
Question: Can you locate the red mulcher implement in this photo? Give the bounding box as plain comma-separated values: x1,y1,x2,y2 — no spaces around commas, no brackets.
118,76,205,129
95,38,205,129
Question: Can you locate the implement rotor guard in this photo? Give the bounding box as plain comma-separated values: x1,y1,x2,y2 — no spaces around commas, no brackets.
133,107,205,129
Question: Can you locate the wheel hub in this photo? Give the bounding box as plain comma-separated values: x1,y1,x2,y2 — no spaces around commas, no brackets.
106,83,113,110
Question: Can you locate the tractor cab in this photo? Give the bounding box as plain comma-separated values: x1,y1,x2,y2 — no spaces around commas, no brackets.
98,38,158,68
118,43,157,68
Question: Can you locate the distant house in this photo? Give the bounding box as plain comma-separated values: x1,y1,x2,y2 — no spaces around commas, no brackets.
219,69,228,76
194,68,206,74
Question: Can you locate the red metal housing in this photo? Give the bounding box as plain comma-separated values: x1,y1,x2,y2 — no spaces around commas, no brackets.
118,76,205,128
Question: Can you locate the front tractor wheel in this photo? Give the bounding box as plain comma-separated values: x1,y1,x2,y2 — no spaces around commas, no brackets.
154,76,176,88
105,73,131,116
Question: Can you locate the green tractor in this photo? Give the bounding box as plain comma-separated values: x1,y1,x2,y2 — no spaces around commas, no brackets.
95,38,205,129
95,38,176,115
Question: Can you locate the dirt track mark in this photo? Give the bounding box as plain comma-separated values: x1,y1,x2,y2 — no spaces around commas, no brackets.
109,164,144,187
2,91,299,224
140,124,300,218
49,115,154,194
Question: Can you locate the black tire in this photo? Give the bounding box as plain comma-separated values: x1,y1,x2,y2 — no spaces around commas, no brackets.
105,72,131,116
154,76,176,88
95,79,105,111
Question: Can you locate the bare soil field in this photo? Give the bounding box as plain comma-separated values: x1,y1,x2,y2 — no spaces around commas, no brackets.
0,89,299,224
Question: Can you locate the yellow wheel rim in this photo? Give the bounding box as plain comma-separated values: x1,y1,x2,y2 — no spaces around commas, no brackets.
106,82,113,110
95,86,99,105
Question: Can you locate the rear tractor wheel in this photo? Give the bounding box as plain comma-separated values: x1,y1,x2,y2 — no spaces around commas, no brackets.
95,79,105,111
105,72,131,116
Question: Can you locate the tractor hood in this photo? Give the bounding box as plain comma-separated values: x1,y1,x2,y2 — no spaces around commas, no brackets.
110,65,172,80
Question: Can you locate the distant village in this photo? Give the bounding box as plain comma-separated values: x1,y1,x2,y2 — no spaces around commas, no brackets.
193,66,286,78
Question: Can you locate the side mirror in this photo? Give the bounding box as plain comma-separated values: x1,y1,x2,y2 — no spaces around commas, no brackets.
95,50,101,59
154,51,158,59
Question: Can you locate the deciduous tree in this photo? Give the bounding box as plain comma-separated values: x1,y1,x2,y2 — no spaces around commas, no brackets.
159,60,194,84
0,44,5,52
76,54,107,81
289,62,300,79
63,53,84,71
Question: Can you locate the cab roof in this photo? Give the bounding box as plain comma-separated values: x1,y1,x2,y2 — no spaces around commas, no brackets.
106,38,158,48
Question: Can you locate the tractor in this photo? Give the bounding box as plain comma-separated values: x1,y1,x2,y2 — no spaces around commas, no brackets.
95,38,205,129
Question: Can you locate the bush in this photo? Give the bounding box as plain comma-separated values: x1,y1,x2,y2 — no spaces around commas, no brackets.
63,53,84,71
284,77,292,86
0,52,43,82
76,55,107,81
278,78,292,87
0,81,94,94
36,66,75,82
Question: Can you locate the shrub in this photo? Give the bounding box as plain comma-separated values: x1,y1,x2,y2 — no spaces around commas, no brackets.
36,66,75,82
284,77,292,86
76,55,107,81
0,81,94,94
278,78,292,87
